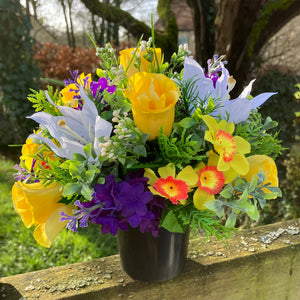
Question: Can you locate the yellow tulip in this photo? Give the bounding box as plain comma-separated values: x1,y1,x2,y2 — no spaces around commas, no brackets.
244,155,279,198
125,72,180,140
12,181,74,247
119,48,162,78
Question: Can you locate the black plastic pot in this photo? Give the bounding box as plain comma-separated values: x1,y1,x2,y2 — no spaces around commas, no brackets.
117,226,190,282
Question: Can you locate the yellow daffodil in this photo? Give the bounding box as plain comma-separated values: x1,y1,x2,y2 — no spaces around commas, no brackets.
119,47,162,78
202,115,250,175
125,72,180,140
144,163,198,205
12,181,74,247
60,73,91,108
244,155,279,198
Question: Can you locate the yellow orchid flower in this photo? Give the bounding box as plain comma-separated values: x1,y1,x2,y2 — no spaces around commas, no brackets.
244,155,279,198
12,181,74,247
202,115,250,175
144,163,198,205
119,47,162,78
125,72,180,140
60,73,91,108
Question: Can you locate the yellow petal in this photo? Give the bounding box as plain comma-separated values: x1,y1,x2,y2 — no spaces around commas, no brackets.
33,205,75,248
202,115,218,133
244,155,278,194
126,72,180,140
144,168,158,185
158,163,176,179
177,165,198,186
234,136,251,154
194,162,206,173
12,183,33,228
15,181,64,225
229,153,249,175
207,151,237,183
193,188,214,210
219,120,234,135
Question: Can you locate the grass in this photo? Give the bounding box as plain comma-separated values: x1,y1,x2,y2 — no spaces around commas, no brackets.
0,153,118,278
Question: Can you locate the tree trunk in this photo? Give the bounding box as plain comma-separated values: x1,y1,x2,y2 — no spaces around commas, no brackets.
214,0,300,94
186,0,216,65
60,0,71,47
67,0,76,49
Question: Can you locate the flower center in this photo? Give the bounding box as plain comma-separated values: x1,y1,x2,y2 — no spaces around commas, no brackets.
216,129,236,162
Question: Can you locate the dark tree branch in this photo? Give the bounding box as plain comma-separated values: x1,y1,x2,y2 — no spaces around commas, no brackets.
80,0,178,58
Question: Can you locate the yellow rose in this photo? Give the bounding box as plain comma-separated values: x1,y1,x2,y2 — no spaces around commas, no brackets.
244,155,279,198
119,48,162,78
12,181,74,247
125,72,180,140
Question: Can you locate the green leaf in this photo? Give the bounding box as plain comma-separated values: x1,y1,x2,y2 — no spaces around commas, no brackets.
81,184,93,201
225,210,236,228
206,96,215,113
60,161,71,169
63,182,81,196
133,145,147,156
69,162,83,177
161,211,184,233
263,192,279,200
205,200,224,218
247,205,260,221
248,175,258,192
73,153,86,162
220,184,233,199
83,143,93,159
85,169,96,183
178,117,198,129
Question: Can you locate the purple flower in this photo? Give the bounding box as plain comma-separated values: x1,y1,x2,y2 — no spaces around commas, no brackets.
62,171,166,237
90,77,116,111
90,77,116,100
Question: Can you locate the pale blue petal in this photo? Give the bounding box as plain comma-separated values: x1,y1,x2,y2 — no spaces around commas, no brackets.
250,92,277,109
94,116,113,157
239,79,255,99
183,57,206,82
216,98,253,123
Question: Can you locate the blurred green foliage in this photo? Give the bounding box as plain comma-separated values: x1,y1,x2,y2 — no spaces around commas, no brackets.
253,69,300,150
250,69,300,224
0,0,41,146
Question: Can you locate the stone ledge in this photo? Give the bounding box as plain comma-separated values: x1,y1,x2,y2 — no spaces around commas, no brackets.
1,218,300,300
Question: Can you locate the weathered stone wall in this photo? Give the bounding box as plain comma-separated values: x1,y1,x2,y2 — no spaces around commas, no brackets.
1,218,299,300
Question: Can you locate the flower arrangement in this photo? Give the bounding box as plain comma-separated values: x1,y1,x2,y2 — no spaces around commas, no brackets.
12,31,283,248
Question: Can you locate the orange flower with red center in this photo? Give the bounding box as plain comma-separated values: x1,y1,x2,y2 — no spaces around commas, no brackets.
202,115,250,175
154,176,189,204
198,165,225,195
193,151,235,211
144,163,198,205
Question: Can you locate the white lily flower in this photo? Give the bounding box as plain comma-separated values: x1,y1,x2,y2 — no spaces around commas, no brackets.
183,57,276,123
27,86,112,162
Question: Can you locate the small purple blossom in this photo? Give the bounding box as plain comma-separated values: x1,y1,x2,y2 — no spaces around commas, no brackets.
62,171,166,237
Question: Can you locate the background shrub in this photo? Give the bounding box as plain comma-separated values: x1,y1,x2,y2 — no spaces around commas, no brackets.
0,0,41,147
